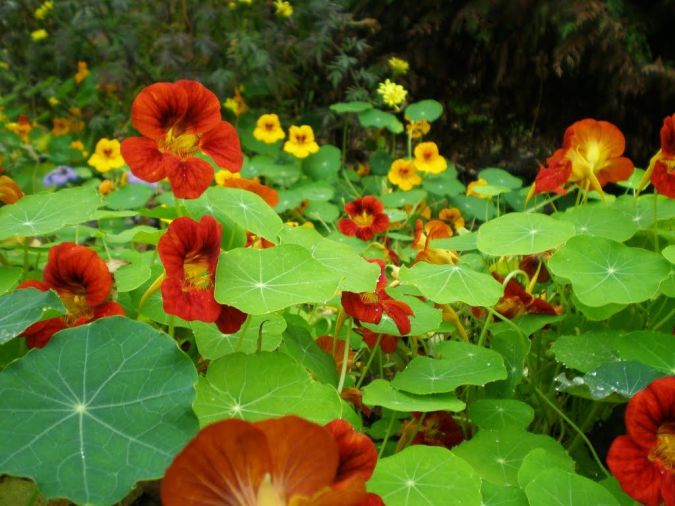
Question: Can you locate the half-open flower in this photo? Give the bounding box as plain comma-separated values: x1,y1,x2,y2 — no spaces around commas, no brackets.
412,219,457,265
338,196,389,241
121,80,243,199
253,113,285,144
637,113,675,198
492,272,559,319
158,216,246,333
19,243,124,348
607,376,675,506
161,415,380,506
342,259,414,334
414,142,447,174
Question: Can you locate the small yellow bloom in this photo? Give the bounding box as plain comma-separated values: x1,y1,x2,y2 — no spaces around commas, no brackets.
388,57,409,75
31,29,48,42
5,115,32,142
377,79,407,109
70,140,89,157
98,180,116,195
274,0,293,17
406,119,430,139
88,138,125,173
414,142,447,174
74,61,90,84
52,117,70,136
254,114,286,144
223,88,247,117
48,96,59,107
388,159,421,191
466,178,491,199
214,169,241,186
283,125,319,159
34,0,54,20
223,98,239,115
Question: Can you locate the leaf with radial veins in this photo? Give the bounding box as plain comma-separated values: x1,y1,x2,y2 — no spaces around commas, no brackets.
547,236,671,306
0,317,199,506
470,399,535,430
477,212,576,256
399,262,503,307
555,202,638,242
214,244,341,314
525,469,619,506
0,186,100,240
368,446,481,506
0,288,65,344
616,330,675,374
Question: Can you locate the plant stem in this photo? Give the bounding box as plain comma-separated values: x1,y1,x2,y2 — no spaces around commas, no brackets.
337,318,352,393
355,335,382,388
379,414,397,459
235,315,253,352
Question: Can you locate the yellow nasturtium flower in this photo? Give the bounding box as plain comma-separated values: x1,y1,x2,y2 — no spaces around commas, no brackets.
466,178,491,199
214,169,241,186
274,0,293,17
74,61,90,84
48,96,59,107
406,118,430,139
414,142,447,174
388,159,421,191
88,138,125,173
31,29,48,41
34,0,54,20
254,114,285,144
283,125,319,159
377,79,407,109
388,57,409,75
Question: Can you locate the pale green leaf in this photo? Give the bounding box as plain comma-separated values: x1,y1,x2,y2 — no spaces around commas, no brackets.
362,379,465,412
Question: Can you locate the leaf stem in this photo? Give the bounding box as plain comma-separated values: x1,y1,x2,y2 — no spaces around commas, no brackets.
355,335,382,388
337,318,353,393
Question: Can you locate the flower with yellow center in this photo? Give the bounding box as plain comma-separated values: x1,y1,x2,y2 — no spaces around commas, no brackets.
406,118,430,139
88,138,125,173
388,57,409,75
52,117,70,136
34,0,54,19
253,114,285,144
377,79,407,110
414,141,447,174
388,159,421,191
466,178,491,199
74,61,90,84
284,125,319,158
273,0,293,17
31,29,48,41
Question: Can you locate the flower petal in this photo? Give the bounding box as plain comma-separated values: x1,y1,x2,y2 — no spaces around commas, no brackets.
607,435,665,506
625,376,675,449
158,216,222,279
215,305,248,334
161,277,222,322
596,156,634,186
200,121,244,171
175,80,223,135
341,292,383,325
324,420,377,484
130,82,188,140
121,137,169,183
381,298,414,335
165,156,214,199
22,318,67,349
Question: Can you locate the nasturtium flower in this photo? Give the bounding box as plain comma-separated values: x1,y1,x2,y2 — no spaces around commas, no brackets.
18,243,125,348
98,179,115,195
377,79,407,109
0,176,23,204
492,273,559,319
47,96,59,107
412,219,457,265
43,165,79,187
638,113,675,198
359,327,399,354
466,178,491,199
215,170,279,207
34,0,54,19
161,415,381,506
253,113,286,144
388,56,409,75
88,138,125,173
51,117,70,136
338,195,389,241
69,140,88,157
223,87,247,117
607,376,675,506
414,141,447,174
158,216,246,333
531,119,633,198
121,80,243,199
283,124,319,158
342,259,414,335
400,411,466,450
273,0,293,17
74,61,90,84
438,207,465,231
5,114,32,141
388,158,421,191
406,118,430,139
31,29,48,41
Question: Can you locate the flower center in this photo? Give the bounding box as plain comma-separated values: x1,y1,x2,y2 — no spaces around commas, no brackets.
161,128,200,159
295,134,307,144
183,254,212,290
651,422,675,471
358,291,380,304
255,474,286,506
265,122,275,131
423,150,432,160
353,210,375,227
103,148,112,158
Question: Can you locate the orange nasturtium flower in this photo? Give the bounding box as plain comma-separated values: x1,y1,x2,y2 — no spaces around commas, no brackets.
438,207,465,231
121,80,243,199
412,219,457,265
158,216,247,334
5,114,32,141
215,169,279,207
414,142,447,174
74,61,89,84
161,416,382,506
388,158,421,191
51,117,70,136
283,125,319,158
0,176,23,204
253,113,286,144
18,243,125,348
338,196,389,241
638,113,675,198
531,118,633,198
88,138,125,173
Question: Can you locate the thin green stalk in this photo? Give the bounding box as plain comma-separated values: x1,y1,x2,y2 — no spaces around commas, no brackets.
379,414,397,459
337,319,352,393
652,194,660,251
476,313,493,347
653,307,675,332
355,335,382,388
235,315,253,352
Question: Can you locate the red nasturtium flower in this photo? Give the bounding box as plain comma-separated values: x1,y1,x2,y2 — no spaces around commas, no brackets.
607,376,675,506
19,243,124,348
121,80,243,199
158,216,246,333
338,196,389,241
359,327,399,354
531,119,633,198
490,272,560,319
161,415,382,505
638,113,675,198
342,259,414,334
400,411,466,450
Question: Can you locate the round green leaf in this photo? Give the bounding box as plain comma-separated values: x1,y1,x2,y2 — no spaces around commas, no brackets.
400,262,503,307
193,351,348,426
551,331,622,373
380,189,427,207
0,186,101,240
362,379,465,412
481,481,529,506
663,245,675,264
525,469,619,506
104,184,154,210
479,168,523,190
368,446,481,506
0,317,198,506
449,195,498,222
517,448,576,489
214,245,340,314
555,203,638,242
303,145,341,180
404,100,444,122
431,233,478,252
617,330,675,374
358,109,404,133
0,266,22,295
422,172,465,197
113,262,151,292
0,288,65,344
330,101,373,114
477,212,576,256
470,399,534,430
547,236,671,306
305,201,340,222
